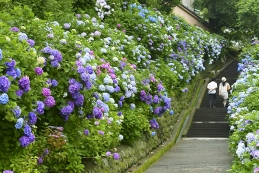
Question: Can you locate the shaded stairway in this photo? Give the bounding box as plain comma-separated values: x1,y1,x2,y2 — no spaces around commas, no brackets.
186,60,239,137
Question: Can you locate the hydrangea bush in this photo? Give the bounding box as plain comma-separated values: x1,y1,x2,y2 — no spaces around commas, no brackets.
0,1,226,172
228,44,259,172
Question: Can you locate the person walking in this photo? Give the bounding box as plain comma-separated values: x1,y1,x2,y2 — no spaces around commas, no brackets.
219,77,230,107
207,78,217,108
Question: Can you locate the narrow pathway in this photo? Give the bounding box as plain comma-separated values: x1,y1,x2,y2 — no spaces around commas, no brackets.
144,60,239,173
144,138,232,173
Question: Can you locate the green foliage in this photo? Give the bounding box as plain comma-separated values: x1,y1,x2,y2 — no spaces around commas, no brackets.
237,0,259,36
193,0,238,33
6,0,75,20
120,107,150,145
137,0,181,14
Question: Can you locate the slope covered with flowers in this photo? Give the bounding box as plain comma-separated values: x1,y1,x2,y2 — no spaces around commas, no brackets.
228,44,259,173
0,1,225,172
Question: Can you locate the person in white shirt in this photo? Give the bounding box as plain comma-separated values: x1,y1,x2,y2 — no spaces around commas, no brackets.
207,78,217,108
219,77,230,107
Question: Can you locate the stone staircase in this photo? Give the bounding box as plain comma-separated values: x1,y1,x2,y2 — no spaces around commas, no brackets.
186,60,239,138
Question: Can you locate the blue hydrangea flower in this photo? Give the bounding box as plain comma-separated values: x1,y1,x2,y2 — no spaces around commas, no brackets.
130,103,136,109
51,79,58,87
103,93,110,102
98,85,106,91
0,76,11,93
106,85,115,93
18,32,28,41
12,106,21,118
169,110,174,115
151,131,156,136
28,112,37,124
0,49,2,60
15,68,21,78
15,118,24,129
19,136,30,147
24,125,32,136
0,93,9,104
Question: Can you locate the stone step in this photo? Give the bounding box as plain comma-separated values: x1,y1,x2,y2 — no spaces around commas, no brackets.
186,123,230,137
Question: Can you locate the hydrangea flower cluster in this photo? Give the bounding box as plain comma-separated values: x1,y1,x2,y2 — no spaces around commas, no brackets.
226,49,259,172
0,76,11,93
17,76,31,96
0,4,229,171
42,46,63,68
5,59,21,80
19,124,35,147
37,148,50,165
95,0,112,20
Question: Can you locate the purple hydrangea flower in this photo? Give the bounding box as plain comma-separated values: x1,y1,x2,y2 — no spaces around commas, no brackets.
157,83,164,92
44,96,56,107
51,79,58,87
149,118,159,129
93,106,103,119
28,133,35,143
19,136,30,147
42,88,51,97
84,129,89,136
74,94,84,107
0,76,11,93
60,105,73,121
68,101,75,110
154,106,162,115
64,23,71,29
44,149,49,155
153,95,159,104
86,66,93,74
51,60,59,67
37,157,43,164
28,112,37,124
106,151,112,157
3,170,13,173
6,69,17,79
24,124,32,136
36,101,45,114
140,90,147,101
77,66,85,74
68,82,81,94
12,106,21,118
114,86,120,92
80,72,90,82
27,39,35,47
3,170,14,173
18,76,30,92
85,81,92,90
98,130,104,135
10,27,19,32
5,60,16,69
35,67,43,75
113,153,120,160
